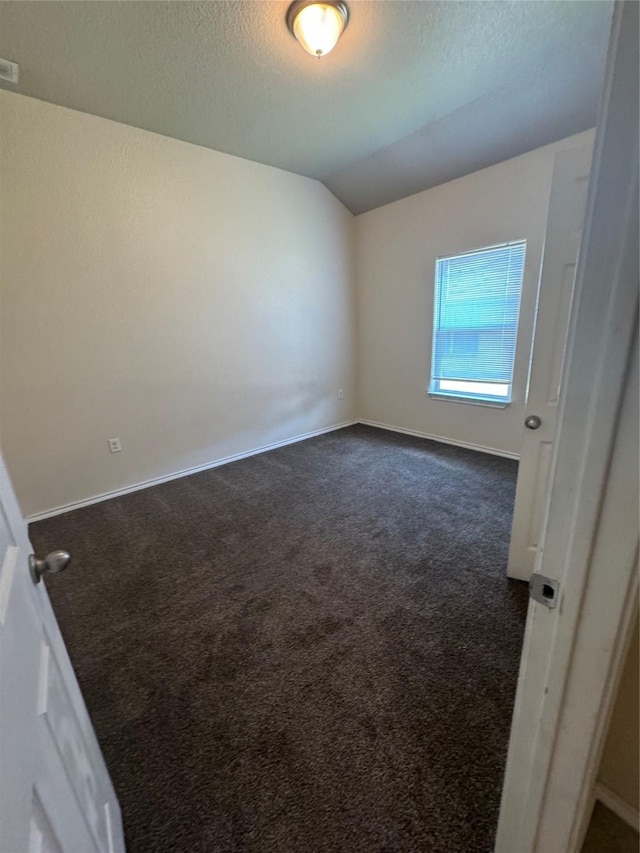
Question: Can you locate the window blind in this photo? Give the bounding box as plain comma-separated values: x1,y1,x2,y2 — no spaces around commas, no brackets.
429,240,526,404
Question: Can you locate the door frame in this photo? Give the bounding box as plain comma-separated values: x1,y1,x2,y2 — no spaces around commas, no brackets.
496,2,639,851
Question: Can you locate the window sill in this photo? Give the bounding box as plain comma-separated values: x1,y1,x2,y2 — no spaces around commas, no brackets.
427,391,511,409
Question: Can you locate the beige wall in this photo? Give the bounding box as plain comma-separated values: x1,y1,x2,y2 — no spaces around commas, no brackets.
354,130,594,457
0,91,598,515
598,607,639,811
0,92,356,517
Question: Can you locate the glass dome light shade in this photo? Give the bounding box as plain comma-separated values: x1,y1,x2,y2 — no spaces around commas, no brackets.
288,2,348,58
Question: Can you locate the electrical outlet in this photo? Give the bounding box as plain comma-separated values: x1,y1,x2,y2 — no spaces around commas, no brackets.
0,58,19,84
337,389,344,400
108,437,122,453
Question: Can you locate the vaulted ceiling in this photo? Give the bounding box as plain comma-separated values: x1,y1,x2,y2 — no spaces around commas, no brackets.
0,1,612,213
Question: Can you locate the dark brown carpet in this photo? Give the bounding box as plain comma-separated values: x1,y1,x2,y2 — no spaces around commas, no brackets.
31,424,528,853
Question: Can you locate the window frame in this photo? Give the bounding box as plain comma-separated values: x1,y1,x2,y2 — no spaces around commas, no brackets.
427,240,527,408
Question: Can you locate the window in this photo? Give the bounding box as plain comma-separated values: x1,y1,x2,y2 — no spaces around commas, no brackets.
429,240,526,405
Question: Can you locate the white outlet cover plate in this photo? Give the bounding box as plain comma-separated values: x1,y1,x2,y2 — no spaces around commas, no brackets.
0,58,19,84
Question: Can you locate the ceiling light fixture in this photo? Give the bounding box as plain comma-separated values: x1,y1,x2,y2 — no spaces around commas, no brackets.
286,1,349,58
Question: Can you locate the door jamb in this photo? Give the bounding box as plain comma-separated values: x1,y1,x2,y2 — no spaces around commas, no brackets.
495,2,639,850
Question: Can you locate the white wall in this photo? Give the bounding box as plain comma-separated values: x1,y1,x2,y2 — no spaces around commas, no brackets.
355,130,595,457
0,91,597,516
0,92,356,517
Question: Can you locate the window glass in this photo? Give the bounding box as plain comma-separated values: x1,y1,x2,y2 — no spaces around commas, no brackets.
430,241,526,404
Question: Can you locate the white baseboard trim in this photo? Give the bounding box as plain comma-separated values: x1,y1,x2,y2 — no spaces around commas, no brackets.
26,418,516,523
26,420,358,523
358,419,520,461
595,782,640,832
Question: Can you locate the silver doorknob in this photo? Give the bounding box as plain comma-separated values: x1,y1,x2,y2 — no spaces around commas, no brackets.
29,550,71,584
525,415,542,430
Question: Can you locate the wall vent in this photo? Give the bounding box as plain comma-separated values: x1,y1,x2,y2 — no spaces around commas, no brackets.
0,59,19,84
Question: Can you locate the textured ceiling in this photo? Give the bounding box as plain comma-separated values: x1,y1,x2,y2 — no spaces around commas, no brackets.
0,1,612,213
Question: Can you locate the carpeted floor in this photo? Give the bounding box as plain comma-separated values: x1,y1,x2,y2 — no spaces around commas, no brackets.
31,424,528,853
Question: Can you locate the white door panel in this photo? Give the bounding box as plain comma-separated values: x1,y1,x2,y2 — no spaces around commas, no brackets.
508,144,593,580
0,454,125,853
29,794,63,853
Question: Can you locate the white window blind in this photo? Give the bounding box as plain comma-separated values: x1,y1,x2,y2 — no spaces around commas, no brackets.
429,241,526,404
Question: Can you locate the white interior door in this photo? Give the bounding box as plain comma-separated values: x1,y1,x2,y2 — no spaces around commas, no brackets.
0,453,125,853
507,143,593,581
